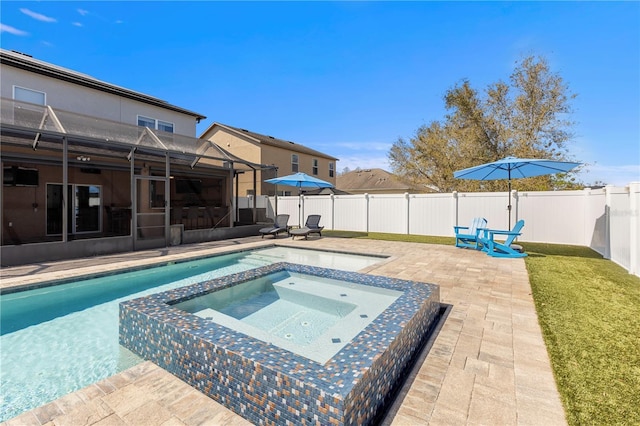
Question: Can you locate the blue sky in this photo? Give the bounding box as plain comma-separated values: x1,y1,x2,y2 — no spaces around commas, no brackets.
1,1,639,186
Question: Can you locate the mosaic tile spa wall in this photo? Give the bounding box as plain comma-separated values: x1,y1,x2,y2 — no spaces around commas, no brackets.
119,262,440,425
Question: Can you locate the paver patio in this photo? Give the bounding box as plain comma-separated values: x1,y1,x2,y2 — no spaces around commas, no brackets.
0,236,566,425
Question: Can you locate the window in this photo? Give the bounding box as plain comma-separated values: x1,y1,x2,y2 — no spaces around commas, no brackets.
312,159,319,175
13,86,46,105
138,115,155,128
137,115,174,133
329,162,335,178
291,154,299,172
157,120,174,133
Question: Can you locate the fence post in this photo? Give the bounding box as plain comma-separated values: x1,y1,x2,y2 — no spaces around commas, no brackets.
604,185,613,260
629,182,640,275
364,193,369,233
330,194,335,231
405,192,410,235
452,191,459,231
582,187,592,248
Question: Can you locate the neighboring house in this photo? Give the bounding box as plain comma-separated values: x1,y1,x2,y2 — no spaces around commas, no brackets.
0,49,269,266
336,168,424,194
200,123,338,196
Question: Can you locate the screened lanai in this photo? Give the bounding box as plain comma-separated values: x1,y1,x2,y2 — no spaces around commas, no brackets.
0,98,275,265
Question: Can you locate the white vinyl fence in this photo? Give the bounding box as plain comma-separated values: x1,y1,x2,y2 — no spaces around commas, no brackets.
239,183,640,277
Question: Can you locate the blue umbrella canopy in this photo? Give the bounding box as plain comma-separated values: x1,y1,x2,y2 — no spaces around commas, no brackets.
264,172,333,226
265,172,333,189
454,157,581,181
454,157,581,228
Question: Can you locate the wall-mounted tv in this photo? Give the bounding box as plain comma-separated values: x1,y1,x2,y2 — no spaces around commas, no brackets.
3,166,39,187
175,178,202,194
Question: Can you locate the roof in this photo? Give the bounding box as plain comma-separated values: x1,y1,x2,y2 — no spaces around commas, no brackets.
201,122,338,161
0,49,206,121
337,168,423,193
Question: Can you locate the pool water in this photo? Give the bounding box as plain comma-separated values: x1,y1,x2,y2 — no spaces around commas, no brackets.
0,247,384,422
174,270,400,362
175,271,356,347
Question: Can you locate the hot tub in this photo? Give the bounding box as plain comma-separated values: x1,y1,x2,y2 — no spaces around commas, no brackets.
119,263,440,425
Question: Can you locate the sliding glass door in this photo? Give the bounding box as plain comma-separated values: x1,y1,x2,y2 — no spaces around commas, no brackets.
47,183,102,235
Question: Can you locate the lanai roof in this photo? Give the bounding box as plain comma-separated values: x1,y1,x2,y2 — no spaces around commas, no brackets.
0,98,269,172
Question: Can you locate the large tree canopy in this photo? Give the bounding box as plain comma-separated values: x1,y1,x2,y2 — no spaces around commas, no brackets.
389,56,582,192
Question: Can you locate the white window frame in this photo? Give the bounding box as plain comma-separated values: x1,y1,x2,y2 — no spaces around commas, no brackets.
13,85,46,105
312,159,319,176
329,162,335,178
137,115,174,133
291,154,299,173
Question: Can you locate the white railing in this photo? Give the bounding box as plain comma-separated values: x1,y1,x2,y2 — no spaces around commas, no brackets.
240,183,640,277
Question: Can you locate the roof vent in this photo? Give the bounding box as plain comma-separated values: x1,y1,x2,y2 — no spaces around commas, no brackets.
289,141,295,144
241,129,248,132
268,136,275,139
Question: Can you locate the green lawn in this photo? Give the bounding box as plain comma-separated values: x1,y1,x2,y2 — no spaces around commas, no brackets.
323,231,640,425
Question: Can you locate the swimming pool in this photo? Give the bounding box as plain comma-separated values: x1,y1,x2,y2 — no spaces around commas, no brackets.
0,247,385,422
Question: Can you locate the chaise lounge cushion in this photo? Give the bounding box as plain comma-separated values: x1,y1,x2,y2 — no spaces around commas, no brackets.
290,215,324,240
259,214,290,239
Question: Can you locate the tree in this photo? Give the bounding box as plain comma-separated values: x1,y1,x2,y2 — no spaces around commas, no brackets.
389,56,582,192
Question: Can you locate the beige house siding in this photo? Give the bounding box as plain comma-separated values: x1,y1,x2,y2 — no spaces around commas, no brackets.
204,126,263,196
201,124,338,196
1,51,203,137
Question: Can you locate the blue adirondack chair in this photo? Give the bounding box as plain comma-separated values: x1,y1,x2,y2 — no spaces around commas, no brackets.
454,217,487,250
479,219,527,258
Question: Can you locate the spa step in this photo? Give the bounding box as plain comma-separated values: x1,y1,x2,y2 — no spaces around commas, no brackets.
236,257,269,267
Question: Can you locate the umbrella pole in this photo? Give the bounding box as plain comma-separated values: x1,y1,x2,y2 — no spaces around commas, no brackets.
298,186,302,228
507,177,512,229
274,185,278,216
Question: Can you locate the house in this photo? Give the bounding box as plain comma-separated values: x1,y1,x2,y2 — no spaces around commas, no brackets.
200,123,338,196
1,49,206,136
0,49,271,266
336,168,425,194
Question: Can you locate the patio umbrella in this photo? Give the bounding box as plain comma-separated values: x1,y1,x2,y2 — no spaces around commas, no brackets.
264,172,333,226
454,157,581,228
